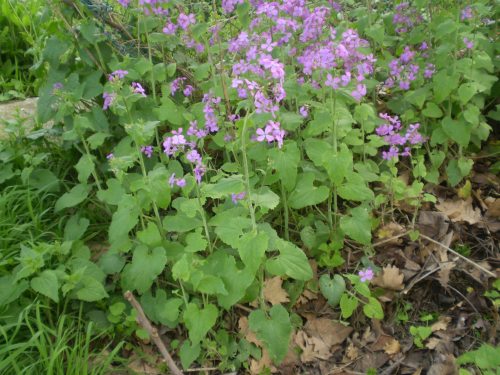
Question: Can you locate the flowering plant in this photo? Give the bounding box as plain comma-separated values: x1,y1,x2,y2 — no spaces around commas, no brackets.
29,0,498,371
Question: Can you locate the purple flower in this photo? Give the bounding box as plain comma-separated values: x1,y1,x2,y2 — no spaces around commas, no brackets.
256,126,274,143
193,163,206,183
231,192,246,204
163,21,177,35
117,0,130,7
52,82,63,91
102,92,115,110
106,153,114,160
183,85,194,97
141,145,153,158
382,146,400,160
176,178,186,187
461,6,473,21
171,77,186,96
351,83,367,101
169,173,186,188
299,106,309,118
177,13,196,30
463,37,474,49
359,268,374,282
108,69,128,81
132,82,146,97
186,149,202,164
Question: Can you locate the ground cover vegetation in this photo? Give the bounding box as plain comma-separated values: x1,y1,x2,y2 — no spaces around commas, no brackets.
0,0,499,373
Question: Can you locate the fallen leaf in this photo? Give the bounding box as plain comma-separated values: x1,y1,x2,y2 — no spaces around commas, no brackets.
438,262,455,288
485,197,500,218
427,354,458,375
426,337,441,350
345,342,359,360
383,338,401,355
418,211,449,240
127,357,160,375
373,265,404,291
304,318,353,348
264,277,290,305
250,348,276,374
294,330,331,362
436,198,482,225
377,222,405,241
431,316,451,332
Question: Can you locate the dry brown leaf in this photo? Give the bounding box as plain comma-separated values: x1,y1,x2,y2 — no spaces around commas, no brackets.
485,197,500,218
431,316,451,332
345,342,359,360
418,211,449,239
294,330,331,362
383,338,401,355
304,318,353,348
438,262,455,288
377,222,405,241
373,265,404,291
426,337,441,350
250,348,276,374
436,198,482,225
412,369,423,375
263,277,290,305
127,358,160,375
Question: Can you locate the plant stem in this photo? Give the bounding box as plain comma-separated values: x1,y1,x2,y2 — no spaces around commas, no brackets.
194,179,214,254
81,136,103,191
329,90,338,231
241,113,257,231
281,182,289,240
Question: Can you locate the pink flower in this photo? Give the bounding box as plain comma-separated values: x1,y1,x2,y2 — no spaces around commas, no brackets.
359,268,374,282
256,127,274,143
178,13,196,30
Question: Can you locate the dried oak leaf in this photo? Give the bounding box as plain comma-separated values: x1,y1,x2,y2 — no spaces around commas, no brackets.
304,318,353,348
377,222,405,241
383,338,401,355
436,198,482,225
294,330,331,362
238,316,261,347
263,276,290,305
373,265,404,291
431,316,451,332
250,348,276,374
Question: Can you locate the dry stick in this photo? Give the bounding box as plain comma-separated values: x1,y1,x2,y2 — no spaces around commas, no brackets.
420,234,496,278
124,291,184,375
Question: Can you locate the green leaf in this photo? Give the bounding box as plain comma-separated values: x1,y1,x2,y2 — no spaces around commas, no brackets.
252,187,280,210
338,174,374,202
305,110,332,136
184,230,207,253
457,83,478,105
288,173,329,209
237,231,268,274
154,97,184,125
363,297,384,319
166,63,176,77
179,340,201,369
324,144,353,186
340,206,372,245
55,184,90,212
266,239,313,281
268,141,300,191
442,116,471,147
64,214,89,241
433,72,459,104
304,139,333,166
97,179,125,206
422,102,443,118
164,212,203,233
137,222,162,247
201,175,244,199
109,197,140,244
87,132,110,149
31,270,59,303
121,246,167,294
340,294,359,318
249,305,292,364
319,274,345,307
183,303,218,344
74,276,108,302
210,208,252,248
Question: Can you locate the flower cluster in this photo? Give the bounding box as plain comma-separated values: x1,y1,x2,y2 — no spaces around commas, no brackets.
231,192,246,204
108,69,128,82
141,145,153,158
393,2,423,34
162,12,203,52
132,82,147,97
376,113,425,160
171,77,194,97
163,124,211,184
461,6,473,21
102,92,116,110
202,93,222,133
255,120,286,148
359,268,374,283
169,173,186,188
385,46,434,91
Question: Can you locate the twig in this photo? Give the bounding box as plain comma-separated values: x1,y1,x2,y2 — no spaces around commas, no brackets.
419,234,496,278
373,231,410,247
124,291,184,375
184,367,218,372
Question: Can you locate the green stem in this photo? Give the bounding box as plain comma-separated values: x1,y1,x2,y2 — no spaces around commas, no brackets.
241,113,257,231
329,90,338,231
281,182,289,240
81,137,103,191
194,180,214,254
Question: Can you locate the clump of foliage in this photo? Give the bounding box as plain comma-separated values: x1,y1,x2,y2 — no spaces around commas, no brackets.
1,0,498,372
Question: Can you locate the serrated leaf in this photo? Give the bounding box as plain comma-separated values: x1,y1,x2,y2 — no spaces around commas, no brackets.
183,303,218,344
249,305,292,364
237,231,268,274
340,206,372,245
55,184,90,212
75,155,95,183
31,270,59,303
120,246,167,294
288,173,329,209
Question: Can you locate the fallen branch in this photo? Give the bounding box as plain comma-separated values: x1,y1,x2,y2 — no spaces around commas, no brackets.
124,291,184,375
420,234,496,278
